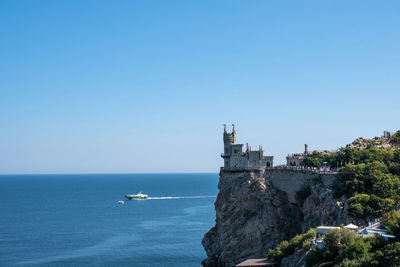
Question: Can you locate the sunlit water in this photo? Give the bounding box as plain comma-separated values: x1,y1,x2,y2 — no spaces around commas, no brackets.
0,174,218,266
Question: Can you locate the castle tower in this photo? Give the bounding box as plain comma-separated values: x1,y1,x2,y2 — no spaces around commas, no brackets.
304,144,309,155
223,124,236,156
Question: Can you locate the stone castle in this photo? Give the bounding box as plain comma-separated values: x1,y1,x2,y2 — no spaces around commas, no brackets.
221,125,340,171
221,124,274,171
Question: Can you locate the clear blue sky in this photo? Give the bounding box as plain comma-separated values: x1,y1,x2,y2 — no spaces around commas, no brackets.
1,1,399,174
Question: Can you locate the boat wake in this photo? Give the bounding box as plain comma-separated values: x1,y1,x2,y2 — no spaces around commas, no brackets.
147,196,216,200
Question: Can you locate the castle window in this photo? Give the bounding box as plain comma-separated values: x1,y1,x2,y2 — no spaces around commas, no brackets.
267,162,271,167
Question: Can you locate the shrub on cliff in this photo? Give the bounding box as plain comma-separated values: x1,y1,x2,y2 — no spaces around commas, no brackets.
305,229,390,267
347,194,395,220
267,228,315,264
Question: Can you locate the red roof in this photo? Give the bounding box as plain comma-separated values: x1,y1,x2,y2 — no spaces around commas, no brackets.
236,258,275,266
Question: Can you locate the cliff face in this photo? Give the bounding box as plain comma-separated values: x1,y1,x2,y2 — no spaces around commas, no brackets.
202,169,348,267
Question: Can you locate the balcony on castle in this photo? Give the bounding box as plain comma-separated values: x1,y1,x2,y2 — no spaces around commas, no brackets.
221,166,272,172
221,153,245,158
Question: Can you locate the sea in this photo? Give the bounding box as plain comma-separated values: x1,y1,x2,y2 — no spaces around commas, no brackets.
0,173,218,266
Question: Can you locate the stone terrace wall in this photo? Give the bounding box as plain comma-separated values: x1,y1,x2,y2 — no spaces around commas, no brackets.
265,169,337,203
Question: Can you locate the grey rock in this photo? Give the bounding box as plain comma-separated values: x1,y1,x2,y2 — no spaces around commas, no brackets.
202,170,347,267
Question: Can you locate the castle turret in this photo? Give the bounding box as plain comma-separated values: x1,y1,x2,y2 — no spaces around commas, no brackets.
223,124,236,156
258,145,262,157
304,144,309,155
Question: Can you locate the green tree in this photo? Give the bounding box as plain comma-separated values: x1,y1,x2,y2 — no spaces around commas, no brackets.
374,242,400,266
383,210,400,238
390,131,400,146
268,228,316,264
372,174,400,199
337,236,371,263
303,151,324,167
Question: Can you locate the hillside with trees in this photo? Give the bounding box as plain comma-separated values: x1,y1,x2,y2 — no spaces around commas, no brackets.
269,131,400,266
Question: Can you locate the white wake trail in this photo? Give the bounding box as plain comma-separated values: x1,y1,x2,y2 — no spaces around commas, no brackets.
147,196,216,200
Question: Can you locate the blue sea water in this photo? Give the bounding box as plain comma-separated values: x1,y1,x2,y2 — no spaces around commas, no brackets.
0,173,218,266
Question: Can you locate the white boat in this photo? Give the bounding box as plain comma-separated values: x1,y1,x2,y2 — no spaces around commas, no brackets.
118,200,124,204
125,192,148,200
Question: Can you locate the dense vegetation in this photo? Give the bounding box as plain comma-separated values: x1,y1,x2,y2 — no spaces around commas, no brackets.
269,226,400,266
303,146,400,171
306,228,400,267
334,149,400,220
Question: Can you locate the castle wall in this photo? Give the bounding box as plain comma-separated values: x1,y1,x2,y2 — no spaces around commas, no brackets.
229,155,247,169
265,169,336,203
247,151,260,169
224,154,274,171
231,144,243,155
264,156,273,167
286,156,303,166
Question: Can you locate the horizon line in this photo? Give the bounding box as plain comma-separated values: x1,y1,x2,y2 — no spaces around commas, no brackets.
0,171,220,176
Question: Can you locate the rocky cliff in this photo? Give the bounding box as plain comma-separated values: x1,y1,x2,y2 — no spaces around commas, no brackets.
346,131,400,150
202,169,349,267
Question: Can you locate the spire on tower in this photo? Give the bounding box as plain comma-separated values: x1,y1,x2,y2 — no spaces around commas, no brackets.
223,124,227,134
231,124,236,144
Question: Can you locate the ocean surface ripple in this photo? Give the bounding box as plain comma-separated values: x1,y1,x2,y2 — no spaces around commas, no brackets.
0,173,218,266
